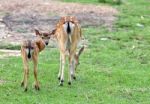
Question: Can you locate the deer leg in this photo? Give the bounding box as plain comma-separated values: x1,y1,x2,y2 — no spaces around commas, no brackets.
33,56,40,90
59,52,65,86
68,53,75,85
24,65,29,92
74,54,79,71
58,54,62,80
71,58,76,80
21,69,25,87
21,58,29,92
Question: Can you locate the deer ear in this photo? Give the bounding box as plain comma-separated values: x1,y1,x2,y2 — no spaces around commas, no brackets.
35,29,41,36
51,29,56,35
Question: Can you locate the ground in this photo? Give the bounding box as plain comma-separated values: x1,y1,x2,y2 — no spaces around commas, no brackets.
0,0,117,45
0,0,150,104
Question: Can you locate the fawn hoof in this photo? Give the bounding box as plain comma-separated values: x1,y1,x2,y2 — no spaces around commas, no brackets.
73,76,76,80
34,85,40,91
61,79,64,83
68,81,71,85
58,77,61,80
21,82,24,87
71,75,76,80
24,88,28,92
59,80,64,86
59,82,63,86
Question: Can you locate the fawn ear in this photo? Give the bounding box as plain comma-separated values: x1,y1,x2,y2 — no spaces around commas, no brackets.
35,29,41,36
50,29,56,35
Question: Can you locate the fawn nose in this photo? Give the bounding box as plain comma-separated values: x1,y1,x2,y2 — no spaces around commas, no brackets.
45,42,48,45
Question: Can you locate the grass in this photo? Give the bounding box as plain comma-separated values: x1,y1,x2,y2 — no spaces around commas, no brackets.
0,0,150,103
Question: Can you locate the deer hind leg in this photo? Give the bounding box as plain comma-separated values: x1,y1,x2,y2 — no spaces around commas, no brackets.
21,67,25,87
33,56,40,90
21,68,26,87
24,67,29,92
59,52,66,86
21,58,29,92
74,54,79,71
72,58,76,80
68,53,76,85
70,54,76,80
58,54,62,80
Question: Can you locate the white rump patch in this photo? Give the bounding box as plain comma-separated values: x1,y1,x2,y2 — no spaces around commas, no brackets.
25,48,34,58
63,22,75,35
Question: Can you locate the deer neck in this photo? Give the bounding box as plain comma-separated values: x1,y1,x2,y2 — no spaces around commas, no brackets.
35,38,45,52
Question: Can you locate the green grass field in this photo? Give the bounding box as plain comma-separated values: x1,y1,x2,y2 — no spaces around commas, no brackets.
0,0,150,103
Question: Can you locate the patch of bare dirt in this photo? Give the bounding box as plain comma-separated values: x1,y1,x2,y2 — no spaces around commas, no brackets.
0,0,118,45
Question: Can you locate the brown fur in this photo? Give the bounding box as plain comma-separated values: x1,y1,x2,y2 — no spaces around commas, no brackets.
21,29,51,91
51,16,84,85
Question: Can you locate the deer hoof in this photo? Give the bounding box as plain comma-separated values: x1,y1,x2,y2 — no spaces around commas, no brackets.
34,85,40,91
58,77,61,80
21,82,24,87
73,76,76,80
71,75,76,80
24,88,28,92
59,82,63,86
68,81,71,85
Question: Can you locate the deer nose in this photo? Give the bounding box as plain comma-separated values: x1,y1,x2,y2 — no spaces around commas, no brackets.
45,42,48,45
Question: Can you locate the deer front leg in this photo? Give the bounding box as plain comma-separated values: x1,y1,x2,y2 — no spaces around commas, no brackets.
59,52,65,86
33,56,40,90
74,54,79,71
74,46,84,70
